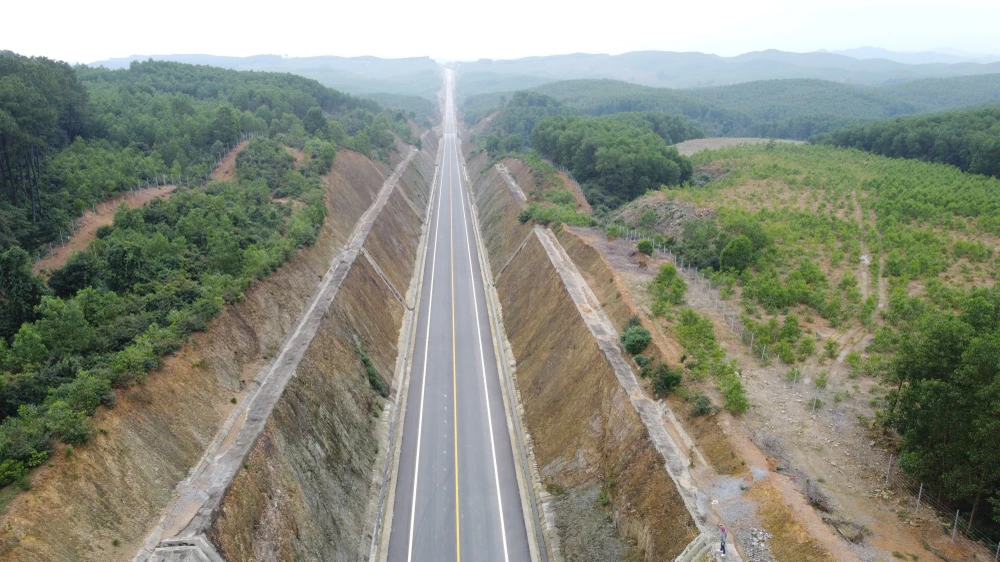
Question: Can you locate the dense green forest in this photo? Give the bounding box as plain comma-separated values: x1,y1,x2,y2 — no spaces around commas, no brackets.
0,52,413,254
527,114,693,208
0,135,328,487
475,91,697,210
0,52,420,488
638,143,1000,530
462,74,1000,140
814,106,1000,179
360,92,437,127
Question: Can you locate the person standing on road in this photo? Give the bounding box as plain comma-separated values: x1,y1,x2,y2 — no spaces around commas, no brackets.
719,523,727,556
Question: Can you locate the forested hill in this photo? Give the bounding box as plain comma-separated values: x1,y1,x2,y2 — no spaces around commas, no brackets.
462,74,1000,140
0,51,420,490
474,91,698,210
814,106,1000,179
0,52,415,253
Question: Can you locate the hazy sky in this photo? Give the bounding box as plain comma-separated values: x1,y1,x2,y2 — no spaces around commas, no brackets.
7,0,1000,63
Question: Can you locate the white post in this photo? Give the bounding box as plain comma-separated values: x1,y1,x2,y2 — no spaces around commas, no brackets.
994,541,999,562
916,483,923,512
885,454,893,484
952,509,960,542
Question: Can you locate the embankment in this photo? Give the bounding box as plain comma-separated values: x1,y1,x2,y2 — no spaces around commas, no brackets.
206,139,436,561
468,156,700,561
0,139,436,561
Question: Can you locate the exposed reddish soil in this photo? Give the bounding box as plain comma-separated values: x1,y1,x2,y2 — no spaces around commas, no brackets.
210,140,250,181
673,138,803,157
284,146,305,167
33,184,176,276
36,142,253,277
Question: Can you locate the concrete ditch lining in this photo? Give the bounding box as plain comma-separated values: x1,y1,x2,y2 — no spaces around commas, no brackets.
360,247,407,307
136,147,419,562
534,227,742,562
495,163,527,202
494,230,535,283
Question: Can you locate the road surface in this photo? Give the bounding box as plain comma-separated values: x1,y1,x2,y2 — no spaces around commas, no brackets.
386,70,532,562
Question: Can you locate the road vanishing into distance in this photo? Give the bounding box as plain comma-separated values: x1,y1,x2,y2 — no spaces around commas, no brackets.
386,70,532,562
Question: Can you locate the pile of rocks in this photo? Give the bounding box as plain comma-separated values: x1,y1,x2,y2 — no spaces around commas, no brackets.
736,527,774,562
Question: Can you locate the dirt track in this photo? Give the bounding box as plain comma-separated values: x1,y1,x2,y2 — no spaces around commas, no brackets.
33,184,176,276
673,138,804,157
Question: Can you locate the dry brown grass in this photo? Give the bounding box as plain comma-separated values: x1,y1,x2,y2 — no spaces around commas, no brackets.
746,481,833,562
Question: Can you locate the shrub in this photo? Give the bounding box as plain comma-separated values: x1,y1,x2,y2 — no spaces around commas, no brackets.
720,235,753,272
652,363,682,397
797,336,816,360
620,325,652,356
633,354,652,377
624,315,643,330
0,460,28,488
845,351,863,377
721,371,750,414
637,239,653,255
773,341,796,364
692,394,712,416
650,263,686,306
823,339,839,359
358,344,389,398
815,371,829,388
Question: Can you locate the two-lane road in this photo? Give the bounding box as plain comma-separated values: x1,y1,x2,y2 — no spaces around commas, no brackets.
386,70,532,562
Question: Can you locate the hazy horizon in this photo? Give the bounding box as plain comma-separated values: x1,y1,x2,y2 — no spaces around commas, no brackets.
83,46,1000,67
6,0,1000,65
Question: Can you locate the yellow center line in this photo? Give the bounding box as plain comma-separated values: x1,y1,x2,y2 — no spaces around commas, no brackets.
449,129,461,562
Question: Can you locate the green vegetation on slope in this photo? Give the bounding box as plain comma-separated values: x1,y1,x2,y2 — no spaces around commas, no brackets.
0,53,424,489
814,106,1000,179
640,143,1000,530
360,92,438,127
529,114,693,209
0,139,327,487
0,52,411,254
472,91,698,211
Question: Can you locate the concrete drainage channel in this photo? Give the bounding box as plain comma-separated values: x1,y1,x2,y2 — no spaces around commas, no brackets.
134,148,420,562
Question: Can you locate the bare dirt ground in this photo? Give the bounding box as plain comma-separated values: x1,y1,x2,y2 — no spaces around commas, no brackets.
673,138,804,157
33,184,176,276
565,226,989,562
285,146,305,167
210,140,250,181
35,142,253,276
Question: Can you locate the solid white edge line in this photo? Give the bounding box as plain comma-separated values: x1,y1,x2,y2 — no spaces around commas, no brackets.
406,118,447,562
451,103,511,560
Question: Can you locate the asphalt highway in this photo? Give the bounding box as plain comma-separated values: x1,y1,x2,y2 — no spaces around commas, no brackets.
386,70,532,562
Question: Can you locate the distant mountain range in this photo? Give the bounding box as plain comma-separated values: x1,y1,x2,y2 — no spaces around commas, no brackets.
455,50,1000,97
89,48,1000,103
825,47,1000,65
